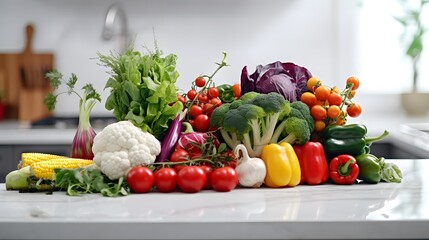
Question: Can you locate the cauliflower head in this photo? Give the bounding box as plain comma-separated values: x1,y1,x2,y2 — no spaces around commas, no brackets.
92,121,161,180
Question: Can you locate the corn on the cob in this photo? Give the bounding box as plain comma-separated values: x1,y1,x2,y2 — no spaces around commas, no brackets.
32,158,94,180
19,153,67,169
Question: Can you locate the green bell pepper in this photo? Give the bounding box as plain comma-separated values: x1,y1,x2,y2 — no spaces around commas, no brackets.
355,153,403,183
322,124,389,159
217,84,236,103
355,153,382,183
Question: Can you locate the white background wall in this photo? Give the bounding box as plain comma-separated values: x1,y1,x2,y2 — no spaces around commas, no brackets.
1,0,426,118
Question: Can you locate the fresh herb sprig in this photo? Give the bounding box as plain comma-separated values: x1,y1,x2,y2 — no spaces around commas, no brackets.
44,69,101,111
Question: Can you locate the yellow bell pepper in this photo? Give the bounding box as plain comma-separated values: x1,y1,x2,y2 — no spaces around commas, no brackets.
280,142,301,187
261,143,301,188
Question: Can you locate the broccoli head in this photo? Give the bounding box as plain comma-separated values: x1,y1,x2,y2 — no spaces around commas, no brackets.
239,91,260,102
279,117,311,145
290,101,314,132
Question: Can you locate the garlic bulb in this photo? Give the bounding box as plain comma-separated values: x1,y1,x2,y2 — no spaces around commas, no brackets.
234,144,266,188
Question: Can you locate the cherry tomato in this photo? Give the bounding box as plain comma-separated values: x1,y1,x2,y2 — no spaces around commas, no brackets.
306,77,321,92
346,76,360,90
199,165,213,190
187,89,197,100
314,120,326,132
232,84,241,98
197,93,209,103
127,166,154,193
195,77,206,88
311,105,327,121
203,103,215,116
300,92,318,107
210,167,238,192
314,85,331,101
154,168,178,193
190,105,203,119
347,103,362,117
209,97,222,107
193,114,210,132
327,92,342,106
177,94,186,105
177,166,207,193
327,105,341,119
170,148,189,162
207,87,219,99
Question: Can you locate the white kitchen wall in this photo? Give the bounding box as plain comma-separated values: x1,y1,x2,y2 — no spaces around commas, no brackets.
1,0,345,116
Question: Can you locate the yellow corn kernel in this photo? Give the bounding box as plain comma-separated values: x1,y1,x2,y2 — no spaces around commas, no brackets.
19,152,67,169
32,158,94,180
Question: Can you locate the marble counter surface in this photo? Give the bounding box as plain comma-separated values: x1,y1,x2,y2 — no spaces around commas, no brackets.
0,159,427,240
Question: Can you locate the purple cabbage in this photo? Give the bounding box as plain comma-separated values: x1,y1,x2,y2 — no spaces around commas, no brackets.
241,61,312,102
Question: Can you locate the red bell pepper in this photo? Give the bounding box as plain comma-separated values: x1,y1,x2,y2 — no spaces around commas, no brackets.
329,154,359,185
293,141,329,185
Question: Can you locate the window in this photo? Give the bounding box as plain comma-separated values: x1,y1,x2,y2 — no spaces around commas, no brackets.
355,0,429,93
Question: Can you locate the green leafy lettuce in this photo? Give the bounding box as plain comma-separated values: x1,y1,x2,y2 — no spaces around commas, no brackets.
98,48,182,141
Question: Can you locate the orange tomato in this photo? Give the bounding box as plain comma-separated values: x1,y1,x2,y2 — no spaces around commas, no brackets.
327,92,342,106
346,76,360,90
314,120,326,132
314,86,330,101
300,92,318,107
311,105,327,121
307,77,321,92
327,105,341,119
347,103,362,117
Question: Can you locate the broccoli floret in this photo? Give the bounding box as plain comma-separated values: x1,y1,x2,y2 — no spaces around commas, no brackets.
278,117,311,145
290,101,314,132
239,91,260,102
229,99,244,110
223,104,266,155
210,103,231,128
249,92,291,145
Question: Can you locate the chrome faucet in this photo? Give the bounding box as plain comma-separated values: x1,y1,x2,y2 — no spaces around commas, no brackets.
102,3,130,53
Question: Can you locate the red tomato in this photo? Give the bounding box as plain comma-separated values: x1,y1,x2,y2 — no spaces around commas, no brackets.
347,103,362,117
209,97,222,107
232,84,241,98
197,93,209,103
154,168,177,193
177,94,186,105
177,166,207,193
190,105,203,119
210,167,238,192
199,165,213,190
127,166,154,193
187,89,197,100
193,114,210,132
170,148,189,162
195,77,206,88
203,103,215,116
207,87,219,99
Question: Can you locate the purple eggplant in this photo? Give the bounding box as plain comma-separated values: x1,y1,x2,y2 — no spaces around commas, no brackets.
155,113,183,162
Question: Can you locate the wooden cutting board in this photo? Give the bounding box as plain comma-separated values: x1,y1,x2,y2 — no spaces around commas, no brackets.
0,24,55,121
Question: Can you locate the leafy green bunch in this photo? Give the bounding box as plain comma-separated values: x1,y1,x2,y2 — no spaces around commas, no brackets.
98,47,182,141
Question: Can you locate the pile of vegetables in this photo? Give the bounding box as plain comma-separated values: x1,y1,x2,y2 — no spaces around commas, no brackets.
5,48,404,197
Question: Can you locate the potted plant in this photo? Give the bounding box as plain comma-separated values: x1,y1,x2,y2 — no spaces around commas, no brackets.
395,0,429,116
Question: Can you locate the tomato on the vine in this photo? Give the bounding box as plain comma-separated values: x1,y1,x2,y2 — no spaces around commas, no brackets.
346,76,360,90
170,148,189,162
199,165,213,190
195,77,206,88
197,93,209,103
190,105,203,119
314,85,330,101
177,94,186,105
127,166,154,193
207,87,219,99
310,105,327,121
210,167,238,192
327,92,342,106
347,103,362,117
232,84,241,98
203,103,215,116
154,168,177,193
300,92,318,107
187,89,197,101
193,114,210,132
209,97,222,107
177,166,207,193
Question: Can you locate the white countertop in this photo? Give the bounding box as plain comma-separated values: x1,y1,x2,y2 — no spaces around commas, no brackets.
0,159,427,240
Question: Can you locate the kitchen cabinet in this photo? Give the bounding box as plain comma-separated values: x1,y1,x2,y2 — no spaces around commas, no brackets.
0,144,71,182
